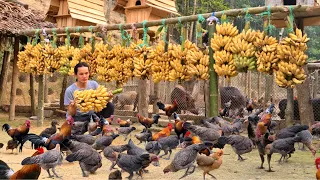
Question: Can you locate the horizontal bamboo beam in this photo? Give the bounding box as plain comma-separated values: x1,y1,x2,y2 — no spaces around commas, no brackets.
20,5,310,36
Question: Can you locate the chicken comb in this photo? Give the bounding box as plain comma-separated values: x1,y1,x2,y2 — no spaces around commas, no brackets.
184,131,191,137
36,147,44,154
315,158,320,169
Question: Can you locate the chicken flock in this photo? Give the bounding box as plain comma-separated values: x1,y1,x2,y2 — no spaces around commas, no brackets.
0,100,320,180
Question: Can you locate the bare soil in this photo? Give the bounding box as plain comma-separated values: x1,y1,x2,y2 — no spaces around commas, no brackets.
0,113,317,180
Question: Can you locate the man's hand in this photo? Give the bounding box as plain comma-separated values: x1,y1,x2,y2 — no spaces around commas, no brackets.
68,98,77,116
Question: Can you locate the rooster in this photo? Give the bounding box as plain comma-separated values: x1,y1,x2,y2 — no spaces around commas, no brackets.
173,113,187,144
21,144,63,178
10,148,44,179
117,118,131,127
2,120,31,146
152,123,173,141
19,116,74,151
157,99,178,119
137,114,160,129
0,160,14,179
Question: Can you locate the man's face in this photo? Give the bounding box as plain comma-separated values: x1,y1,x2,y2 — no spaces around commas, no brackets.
75,66,89,83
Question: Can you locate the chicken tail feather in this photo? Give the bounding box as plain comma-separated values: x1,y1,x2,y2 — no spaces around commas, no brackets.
2,124,10,132
153,114,160,124
21,156,41,165
157,102,165,111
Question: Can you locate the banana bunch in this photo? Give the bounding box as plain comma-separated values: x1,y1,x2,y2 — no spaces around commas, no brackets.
216,22,239,37
275,61,307,88
211,22,238,80
42,44,61,75
275,28,309,88
230,30,257,73
149,41,171,83
277,28,309,66
197,54,209,80
95,42,111,82
132,45,153,79
213,50,237,80
106,44,125,83
18,43,33,73
70,43,97,77
29,43,46,75
74,85,112,113
255,32,279,74
58,45,76,75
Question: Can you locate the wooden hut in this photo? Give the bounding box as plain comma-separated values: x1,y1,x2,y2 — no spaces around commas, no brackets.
113,0,180,36
0,0,55,120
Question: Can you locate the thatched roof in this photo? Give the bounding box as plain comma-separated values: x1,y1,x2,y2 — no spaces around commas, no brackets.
0,0,55,35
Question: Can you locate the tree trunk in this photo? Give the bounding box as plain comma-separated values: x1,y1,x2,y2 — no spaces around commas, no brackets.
0,51,10,105
37,75,44,126
104,0,112,23
296,18,314,126
257,72,261,100
30,74,36,116
204,80,210,116
9,37,19,121
264,74,273,108
152,82,159,114
285,88,294,126
60,75,68,110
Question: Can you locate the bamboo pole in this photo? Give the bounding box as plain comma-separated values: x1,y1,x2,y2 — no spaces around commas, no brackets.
285,88,294,126
60,75,68,110
37,75,44,126
9,37,19,121
208,23,218,117
20,5,308,36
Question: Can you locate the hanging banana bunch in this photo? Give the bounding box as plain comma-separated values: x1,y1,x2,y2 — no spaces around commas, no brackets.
254,31,279,74
29,43,45,75
168,42,186,82
149,41,171,83
275,28,309,88
211,21,239,81
43,43,61,75
70,43,97,77
95,42,111,82
231,21,258,73
132,42,153,80
18,43,34,73
58,45,76,75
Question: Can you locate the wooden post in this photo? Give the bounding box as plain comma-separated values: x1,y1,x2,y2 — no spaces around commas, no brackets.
152,82,159,114
313,70,319,98
37,75,44,126
248,71,252,98
0,51,11,104
208,22,218,117
44,74,48,103
204,80,210,117
264,74,273,108
258,72,261,100
30,74,36,116
9,37,19,121
285,88,294,126
138,79,148,118
296,18,314,126
60,75,68,110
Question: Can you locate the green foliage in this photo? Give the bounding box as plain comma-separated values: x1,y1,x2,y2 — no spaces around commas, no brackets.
305,26,320,61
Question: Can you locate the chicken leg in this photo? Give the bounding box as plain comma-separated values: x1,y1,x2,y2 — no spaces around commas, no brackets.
237,155,246,161
266,154,274,172
109,161,117,170
257,154,265,169
52,167,62,178
207,173,217,179
46,169,54,178
80,162,89,177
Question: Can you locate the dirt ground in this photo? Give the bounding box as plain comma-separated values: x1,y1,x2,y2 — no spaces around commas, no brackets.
0,112,318,180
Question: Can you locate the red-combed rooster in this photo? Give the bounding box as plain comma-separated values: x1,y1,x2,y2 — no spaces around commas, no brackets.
9,148,44,180
173,113,187,144
157,99,178,118
20,116,74,151
152,123,173,141
117,118,131,127
2,120,31,146
137,114,160,129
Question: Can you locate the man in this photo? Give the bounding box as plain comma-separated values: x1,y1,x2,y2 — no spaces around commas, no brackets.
64,62,114,122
